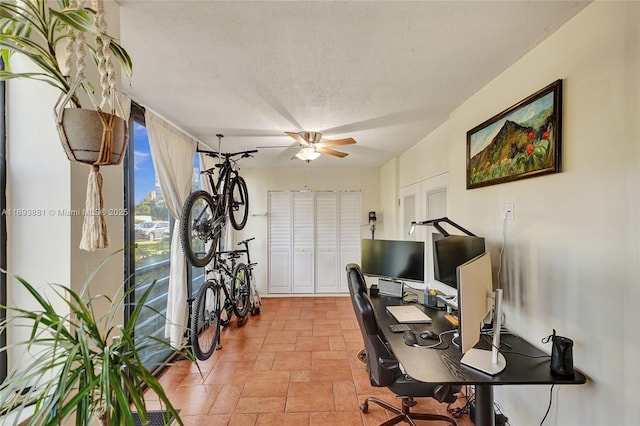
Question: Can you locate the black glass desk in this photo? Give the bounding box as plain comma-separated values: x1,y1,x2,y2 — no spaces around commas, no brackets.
368,294,586,426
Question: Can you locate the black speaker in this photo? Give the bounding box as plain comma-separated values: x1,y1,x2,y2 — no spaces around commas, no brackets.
545,329,575,378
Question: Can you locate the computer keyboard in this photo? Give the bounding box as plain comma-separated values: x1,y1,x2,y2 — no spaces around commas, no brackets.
389,323,412,333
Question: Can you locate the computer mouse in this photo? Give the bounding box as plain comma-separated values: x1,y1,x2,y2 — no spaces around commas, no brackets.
420,330,438,340
402,330,418,346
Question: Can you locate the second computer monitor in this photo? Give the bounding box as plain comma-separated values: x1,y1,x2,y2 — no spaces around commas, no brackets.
432,234,486,289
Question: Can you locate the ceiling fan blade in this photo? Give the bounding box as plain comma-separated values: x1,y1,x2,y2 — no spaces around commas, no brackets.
316,147,348,158
285,131,310,146
316,137,356,148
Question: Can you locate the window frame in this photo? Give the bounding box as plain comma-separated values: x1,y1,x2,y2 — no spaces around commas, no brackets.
0,57,7,381
123,102,145,325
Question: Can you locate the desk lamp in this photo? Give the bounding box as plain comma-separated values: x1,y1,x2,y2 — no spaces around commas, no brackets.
408,217,477,237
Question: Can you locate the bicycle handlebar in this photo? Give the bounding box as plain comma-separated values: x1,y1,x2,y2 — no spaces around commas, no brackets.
238,237,255,246
198,149,258,159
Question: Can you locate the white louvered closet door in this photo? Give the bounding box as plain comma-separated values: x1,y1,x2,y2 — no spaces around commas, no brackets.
268,192,292,293
292,192,315,293
339,192,361,293
315,192,339,293
268,191,361,294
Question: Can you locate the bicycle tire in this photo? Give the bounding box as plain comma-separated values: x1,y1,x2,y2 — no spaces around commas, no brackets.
231,263,251,318
190,280,221,360
180,190,221,267
228,176,249,231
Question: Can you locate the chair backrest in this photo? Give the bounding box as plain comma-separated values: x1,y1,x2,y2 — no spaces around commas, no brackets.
351,289,398,387
345,263,368,296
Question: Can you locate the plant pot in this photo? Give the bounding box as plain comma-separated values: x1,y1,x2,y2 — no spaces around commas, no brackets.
57,108,128,165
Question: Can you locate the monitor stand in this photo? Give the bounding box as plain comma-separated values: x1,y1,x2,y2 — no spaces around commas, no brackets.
460,348,506,375
460,289,506,375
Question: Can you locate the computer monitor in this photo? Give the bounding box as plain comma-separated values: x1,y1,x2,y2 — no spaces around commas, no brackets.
457,251,506,375
361,239,425,283
432,233,486,289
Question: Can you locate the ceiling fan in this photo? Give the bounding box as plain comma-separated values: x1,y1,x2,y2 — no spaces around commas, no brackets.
261,131,356,163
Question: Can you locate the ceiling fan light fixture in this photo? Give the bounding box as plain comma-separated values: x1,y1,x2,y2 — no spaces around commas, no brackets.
299,131,322,144
296,147,321,162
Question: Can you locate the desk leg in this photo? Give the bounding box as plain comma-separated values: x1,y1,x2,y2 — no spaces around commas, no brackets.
475,385,495,426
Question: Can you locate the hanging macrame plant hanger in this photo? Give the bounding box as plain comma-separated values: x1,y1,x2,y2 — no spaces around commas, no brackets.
54,0,130,251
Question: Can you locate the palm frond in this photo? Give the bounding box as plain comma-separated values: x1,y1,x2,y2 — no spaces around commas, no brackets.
0,258,195,426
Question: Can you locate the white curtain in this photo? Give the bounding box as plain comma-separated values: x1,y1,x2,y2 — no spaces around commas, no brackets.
146,111,197,347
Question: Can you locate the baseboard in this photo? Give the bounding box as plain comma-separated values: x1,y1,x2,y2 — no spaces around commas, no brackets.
263,293,349,298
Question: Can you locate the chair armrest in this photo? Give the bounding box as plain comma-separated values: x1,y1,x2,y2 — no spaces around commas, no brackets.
379,357,399,370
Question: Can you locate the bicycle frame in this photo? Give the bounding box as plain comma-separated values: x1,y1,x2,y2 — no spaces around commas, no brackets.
208,251,239,296
198,149,257,205
234,238,261,313
206,250,245,310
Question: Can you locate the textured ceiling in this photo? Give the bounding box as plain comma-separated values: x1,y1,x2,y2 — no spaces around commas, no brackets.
120,1,589,169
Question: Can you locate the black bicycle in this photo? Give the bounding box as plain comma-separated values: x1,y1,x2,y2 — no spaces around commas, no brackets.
232,237,261,315
189,250,251,360
180,136,256,267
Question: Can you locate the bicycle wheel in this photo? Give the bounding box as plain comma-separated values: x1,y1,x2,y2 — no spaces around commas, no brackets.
190,280,221,360
180,190,221,267
231,263,251,318
228,176,249,231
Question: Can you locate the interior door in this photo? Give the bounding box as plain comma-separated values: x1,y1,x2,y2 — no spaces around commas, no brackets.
420,173,449,287
292,192,314,293
315,192,338,293
268,192,292,293
339,192,361,293
399,183,420,241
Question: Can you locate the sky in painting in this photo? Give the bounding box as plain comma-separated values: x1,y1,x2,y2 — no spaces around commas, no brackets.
469,92,554,157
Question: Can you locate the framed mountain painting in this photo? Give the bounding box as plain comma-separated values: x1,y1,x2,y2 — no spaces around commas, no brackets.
466,80,562,189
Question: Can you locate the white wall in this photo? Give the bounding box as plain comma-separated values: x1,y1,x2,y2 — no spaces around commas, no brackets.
379,158,398,239
234,167,381,295
6,57,72,322
394,2,639,424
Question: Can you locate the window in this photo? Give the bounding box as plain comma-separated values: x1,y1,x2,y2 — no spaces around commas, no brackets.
124,104,173,372
124,105,205,371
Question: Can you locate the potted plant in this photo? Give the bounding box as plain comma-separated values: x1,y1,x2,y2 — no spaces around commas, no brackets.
1,0,134,251
0,257,196,426
0,0,133,165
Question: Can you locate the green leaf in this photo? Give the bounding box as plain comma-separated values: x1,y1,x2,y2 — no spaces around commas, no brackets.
49,8,94,34
109,39,133,77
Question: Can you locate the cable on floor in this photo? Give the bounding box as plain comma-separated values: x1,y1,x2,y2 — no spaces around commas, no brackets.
539,384,555,425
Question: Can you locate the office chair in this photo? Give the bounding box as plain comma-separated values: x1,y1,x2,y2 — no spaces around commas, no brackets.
346,262,368,296
346,264,458,426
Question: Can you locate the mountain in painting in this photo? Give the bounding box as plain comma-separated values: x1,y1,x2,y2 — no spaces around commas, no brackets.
469,105,555,186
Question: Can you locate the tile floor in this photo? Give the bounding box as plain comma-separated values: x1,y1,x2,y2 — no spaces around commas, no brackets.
145,297,474,426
